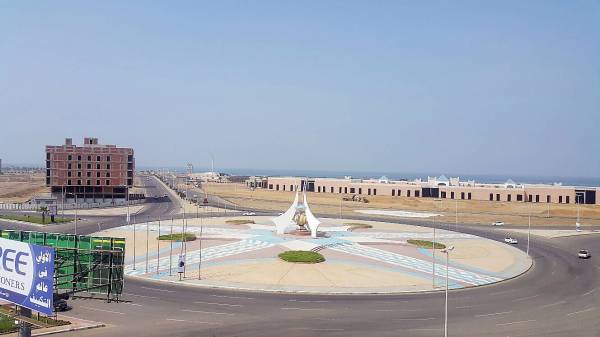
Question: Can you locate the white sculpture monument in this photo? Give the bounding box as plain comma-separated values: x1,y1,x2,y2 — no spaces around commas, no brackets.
273,183,321,238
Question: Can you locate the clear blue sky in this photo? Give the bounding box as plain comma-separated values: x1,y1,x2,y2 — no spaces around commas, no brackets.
1,1,599,178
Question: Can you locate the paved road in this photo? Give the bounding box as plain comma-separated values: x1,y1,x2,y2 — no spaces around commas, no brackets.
3,176,600,336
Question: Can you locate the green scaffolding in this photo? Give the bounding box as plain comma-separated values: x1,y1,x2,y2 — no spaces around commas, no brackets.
0,230,125,300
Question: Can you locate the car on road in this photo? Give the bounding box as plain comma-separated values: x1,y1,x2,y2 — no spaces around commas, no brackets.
242,212,256,216
53,299,71,312
492,221,504,226
578,250,591,259
504,237,518,244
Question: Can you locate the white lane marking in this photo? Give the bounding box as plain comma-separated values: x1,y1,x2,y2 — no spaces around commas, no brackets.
475,311,512,317
122,302,143,307
281,307,325,311
540,300,566,308
376,309,395,312
455,305,473,309
512,294,540,302
140,286,175,293
567,307,596,316
80,306,125,315
181,309,235,316
194,301,243,307
496,319,536,326
123,293,160,299
209,294,255,300
166,318,221,325
581,288,597,297
290,328,345,331
288,299,329,303
394,317,436,321
408,328,441,332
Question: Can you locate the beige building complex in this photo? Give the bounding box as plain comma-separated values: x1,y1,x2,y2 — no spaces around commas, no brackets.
246,175,600,205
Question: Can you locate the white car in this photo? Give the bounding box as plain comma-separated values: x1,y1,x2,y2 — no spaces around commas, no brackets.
578,250,591,259
492,221,504,226
242,212,256,216
504,237,518,244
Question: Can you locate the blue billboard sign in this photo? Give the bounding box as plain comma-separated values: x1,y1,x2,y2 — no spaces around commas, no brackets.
0,237,54,315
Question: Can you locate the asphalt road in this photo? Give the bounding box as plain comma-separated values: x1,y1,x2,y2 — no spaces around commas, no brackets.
3,176,600,336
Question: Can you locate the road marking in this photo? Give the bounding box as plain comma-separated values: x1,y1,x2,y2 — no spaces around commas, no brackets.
512,294,539,302
290,328,345,331
123,293,160,299
581,288,597,297
496,319,536,326
567,307,596,316
540,300,566,308
475,311,512,317
281,307,325,311
122,302,143,307
80,306,125,315
181,309,235,316
376,309,395,312
209,294,255,300
455,305,473,309
194,301,243,307
166,318,221,325
394,317,436,321
141,286,175,293
288,299,329,303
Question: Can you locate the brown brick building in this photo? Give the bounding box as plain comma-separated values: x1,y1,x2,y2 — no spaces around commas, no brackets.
45,137,134,202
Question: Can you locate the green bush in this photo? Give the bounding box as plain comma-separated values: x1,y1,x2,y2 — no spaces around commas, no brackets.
157,233,196,242
226,219,255,225
345,223,373,231
278,250,325,264
0,214,72,225
407,239,446,249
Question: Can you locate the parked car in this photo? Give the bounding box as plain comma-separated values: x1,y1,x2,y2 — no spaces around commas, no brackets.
53,299,71,312
242,212,256,216
504,237,518,244
492,221,504,226
578,250,591,259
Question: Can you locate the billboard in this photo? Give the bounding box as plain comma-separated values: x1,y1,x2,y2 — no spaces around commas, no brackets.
0,237,54,315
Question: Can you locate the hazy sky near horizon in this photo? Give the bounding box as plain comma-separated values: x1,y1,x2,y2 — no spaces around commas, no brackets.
1,1,599,177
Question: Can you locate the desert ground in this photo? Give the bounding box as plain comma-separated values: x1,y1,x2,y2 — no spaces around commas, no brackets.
202,182,600,227
0,172,48,203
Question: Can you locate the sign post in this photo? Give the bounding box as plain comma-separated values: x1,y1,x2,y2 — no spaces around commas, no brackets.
177,255,185,281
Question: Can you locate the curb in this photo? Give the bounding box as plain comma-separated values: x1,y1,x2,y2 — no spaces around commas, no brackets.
33,323,105,336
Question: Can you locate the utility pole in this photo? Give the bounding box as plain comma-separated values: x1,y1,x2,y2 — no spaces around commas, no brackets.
157,217,161,274
442,246,455,337
146,217,150,274
432,215,436,288
169,217,173,276
527,203,531,256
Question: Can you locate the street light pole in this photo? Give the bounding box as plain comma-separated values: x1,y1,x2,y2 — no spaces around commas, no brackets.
527,203,531,256
441,246,455,337
432,215,436,288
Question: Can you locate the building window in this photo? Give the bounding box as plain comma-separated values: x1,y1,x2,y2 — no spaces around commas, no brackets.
392,190,395,197
68,155,72,161
276,184,279,191
77,155,81,161
67,180,71,185
566,196,570,204
508,194,512,202
451,192,455,199
517,194,523,201
96,156,101,161
86,180,91,186
66,171,71,177
468,192,472,200
106,180,110,185
368,188,371,195
96,180,100,186
407,190,411,197
77,163,81,169
461,192,465,200
547,195,551,203
535,195,540,203
441,191,446,198
344,187,348,194
373,189,377,195
106,164,111,170
87,164,91,169
413,190,418,197
489,193,493,201
96,172,100,177
77,172,82,177
559,196,563,203
350,187,355,194
87,172,91,177
331,187,334,193
339,187,342,193
528,195,533,202
96,164,100,169
68,163,72,169
106,156,111,162
496,194,500,201
87,155,91,161
77,180,81,185
359,188,362,194
269,184,273,189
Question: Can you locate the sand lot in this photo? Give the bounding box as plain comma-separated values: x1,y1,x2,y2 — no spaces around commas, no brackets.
0,172,48,203
203,182,600,227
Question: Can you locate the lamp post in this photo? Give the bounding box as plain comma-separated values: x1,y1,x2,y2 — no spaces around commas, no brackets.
432,214,437,288
527,203,531,256
441,246,455,337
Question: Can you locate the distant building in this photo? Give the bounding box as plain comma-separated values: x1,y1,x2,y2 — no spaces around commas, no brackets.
45,137,135,202
262,176,599,205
